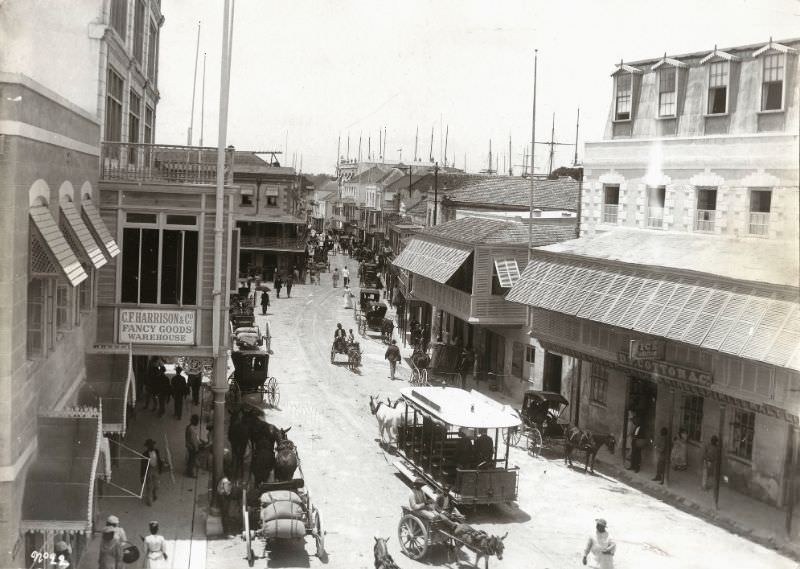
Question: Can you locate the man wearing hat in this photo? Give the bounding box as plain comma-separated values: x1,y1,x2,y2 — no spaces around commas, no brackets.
140,439,162,506
53,541,71,569
408,478,437,522
105,515,127,543
582,518,616,568
98,525,123,569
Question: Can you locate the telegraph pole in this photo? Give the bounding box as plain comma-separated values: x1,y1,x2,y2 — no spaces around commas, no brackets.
528,50,538,263
433,162,439,225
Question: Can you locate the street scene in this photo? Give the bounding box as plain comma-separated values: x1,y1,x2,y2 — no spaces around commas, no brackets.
1,1,799,569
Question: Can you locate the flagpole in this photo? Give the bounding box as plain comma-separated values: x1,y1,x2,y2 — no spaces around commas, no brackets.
187,21,201,145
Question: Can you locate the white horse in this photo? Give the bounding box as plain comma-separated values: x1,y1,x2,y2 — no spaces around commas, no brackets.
369,395,406,445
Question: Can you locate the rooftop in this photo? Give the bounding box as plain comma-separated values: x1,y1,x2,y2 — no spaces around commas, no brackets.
419,216,577,247
439,175,579,212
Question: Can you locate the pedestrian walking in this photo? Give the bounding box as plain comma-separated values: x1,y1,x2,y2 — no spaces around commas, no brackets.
582,518,616,569
385,339,402,380
185,414,201,478
342,266,350,287
628,417,644,473
342,285,355,309
155,365,170,417
105,515,127,543
143,360,159,411
624,410,636,466
274,276,283,298
141,521,168,568
188,371,202,406
670,428,689,471
292,266,300,283
286,276,294,298
652,426,668,483
260,290,270,315
140,439,162,506
170,366,188,420
702,435,720,490
98,526,123,569
332,268,340,288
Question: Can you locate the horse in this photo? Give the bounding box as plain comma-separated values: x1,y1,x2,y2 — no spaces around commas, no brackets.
369,395,406,446
273,427,298,482
228,409,251,477
564,425,616,474
373,537,400,569
451,525,507,567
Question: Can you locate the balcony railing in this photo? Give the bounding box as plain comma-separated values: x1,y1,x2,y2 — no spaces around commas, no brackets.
646,207,664,229
100,142,234,185
602,204,619,224
694,209,716,232
239,235,305,250
748,212,770,236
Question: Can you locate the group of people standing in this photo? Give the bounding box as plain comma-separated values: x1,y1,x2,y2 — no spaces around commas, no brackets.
143,361,202,420
95,514,168,568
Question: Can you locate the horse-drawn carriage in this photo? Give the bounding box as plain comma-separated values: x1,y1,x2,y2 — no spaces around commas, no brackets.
230,293,255,329
393,386,521,507
355,288,393,341
506,390,569,456
227,349,280,410
359,261,382,288
330,336,361,371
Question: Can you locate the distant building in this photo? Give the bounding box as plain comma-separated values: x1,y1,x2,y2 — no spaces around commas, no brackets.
509,38,799,509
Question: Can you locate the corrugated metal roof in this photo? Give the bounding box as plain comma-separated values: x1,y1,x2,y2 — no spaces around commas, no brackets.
420,216,577,247
30,205,88,286
82,198,120,258
507,257,800,371
392,238,471,283
440,176,579,211
61,201,107,269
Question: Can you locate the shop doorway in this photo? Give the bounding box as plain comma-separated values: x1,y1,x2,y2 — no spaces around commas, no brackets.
627,377,658,440
484,329,505,373
543,352,563,393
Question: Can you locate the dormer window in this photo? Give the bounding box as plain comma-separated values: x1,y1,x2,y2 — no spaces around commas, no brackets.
761,53,784,111
708,61,729,114
615,73,632,120
658,68,676,117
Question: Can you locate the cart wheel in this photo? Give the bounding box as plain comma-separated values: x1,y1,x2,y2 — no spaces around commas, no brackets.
528,427,543,457
313,508,326,558
398,514,428,560
242,490,254,567
505,426,522,447
267,377,280,407
330,348,335,363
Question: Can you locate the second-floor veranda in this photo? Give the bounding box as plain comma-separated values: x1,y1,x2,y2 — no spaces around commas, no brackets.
236,218,306,251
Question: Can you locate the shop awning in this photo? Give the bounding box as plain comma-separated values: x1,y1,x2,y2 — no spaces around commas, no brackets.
507,257,800,371
20,411,102,533
61,200,107,269
29,205,87,286
81,198,120,258
392,238,472,284
79,351,135,435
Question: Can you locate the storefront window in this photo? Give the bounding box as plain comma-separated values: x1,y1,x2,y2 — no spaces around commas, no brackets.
680,395,704,442
590,364,608,405
730,409,755,461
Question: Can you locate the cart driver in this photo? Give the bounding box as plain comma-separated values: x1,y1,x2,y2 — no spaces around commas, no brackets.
408,478,437,522
334,323,346,350
347,329,356,345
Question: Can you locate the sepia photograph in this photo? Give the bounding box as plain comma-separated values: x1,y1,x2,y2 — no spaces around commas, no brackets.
0,0,798,567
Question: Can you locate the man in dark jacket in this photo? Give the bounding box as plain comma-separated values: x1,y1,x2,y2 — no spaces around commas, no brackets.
474,429,494,468
170,366,188,420
156,365,170,417
385,339,402,380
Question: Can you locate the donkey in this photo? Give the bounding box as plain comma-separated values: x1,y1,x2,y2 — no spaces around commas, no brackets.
369,395,406,446
564,425,616,474
373,537,400,569
273,427,298,482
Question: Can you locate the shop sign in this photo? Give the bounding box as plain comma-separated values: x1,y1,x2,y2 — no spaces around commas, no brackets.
119,309,196,345
617,352,712,386
629,339,664,360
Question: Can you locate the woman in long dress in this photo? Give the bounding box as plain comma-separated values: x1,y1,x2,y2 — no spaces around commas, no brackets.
343,286,355,309
142,521,168,568
670,427,689,470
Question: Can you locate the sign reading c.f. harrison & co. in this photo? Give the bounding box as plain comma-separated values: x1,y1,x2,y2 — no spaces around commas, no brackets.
119,309,196,345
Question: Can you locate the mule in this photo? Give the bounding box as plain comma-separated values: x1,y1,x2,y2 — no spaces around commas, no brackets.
369,395,406,445
564,425,616,474
373,537,400,569
273,427,298,482
451,525,507,567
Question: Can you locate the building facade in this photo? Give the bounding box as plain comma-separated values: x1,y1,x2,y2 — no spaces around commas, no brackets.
509,39,799,509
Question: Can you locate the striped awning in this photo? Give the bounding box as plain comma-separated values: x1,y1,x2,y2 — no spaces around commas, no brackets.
61,201,107,269
20,411,102,533
30,205,88,286
81,198,120,258
79,351,135,435
392,238,472,284
507,257,800,371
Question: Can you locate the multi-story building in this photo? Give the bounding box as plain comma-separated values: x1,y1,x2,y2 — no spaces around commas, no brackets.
508,39,799,509
0,0,164,565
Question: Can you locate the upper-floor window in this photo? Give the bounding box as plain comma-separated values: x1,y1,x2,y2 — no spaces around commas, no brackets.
147,21,159,82
707,61,729,114
27,278,46,359
602,184,620,224
105,67,124,143
748,189,772,236
646,185,666,229
128,90,141,163
55,282,71,331
761,53,785,111
121,213,199,305
615,73,632,121
110,0,127,41
695,187,717,232
144,105,154,144
658,67,677,117
133,0,145,63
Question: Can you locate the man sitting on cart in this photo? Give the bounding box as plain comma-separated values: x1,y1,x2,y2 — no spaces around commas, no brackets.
334,323,347,351
409,478,463,525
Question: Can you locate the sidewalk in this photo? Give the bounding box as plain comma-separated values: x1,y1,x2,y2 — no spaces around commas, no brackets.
456,372,800,561
79,397,212,569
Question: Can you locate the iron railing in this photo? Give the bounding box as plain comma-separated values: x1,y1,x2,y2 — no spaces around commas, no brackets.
100,142,235,185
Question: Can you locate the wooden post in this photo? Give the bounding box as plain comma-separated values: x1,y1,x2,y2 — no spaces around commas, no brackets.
714,403,726,509
786,424,798,535
622,377,632,468
665,388,675,487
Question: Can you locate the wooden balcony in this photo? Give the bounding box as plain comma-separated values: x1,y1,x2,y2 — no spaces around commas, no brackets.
239,235,305,250
413,277,472,320
100,142,235,185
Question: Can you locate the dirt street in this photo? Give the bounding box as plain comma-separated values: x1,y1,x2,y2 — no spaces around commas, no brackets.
206,255,795,569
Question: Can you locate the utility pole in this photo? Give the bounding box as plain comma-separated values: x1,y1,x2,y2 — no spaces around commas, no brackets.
414,126,419,162
429,127,434,163
383,126,387,163
336,134,341,172
443,125,449,168
509,135,513,176
573,107,581,166
433,162,439,225
358,133,362,162
548,113,556,176
187,21,201,145
528,49,538,264
199,52,206,146
346,134,350,161
368,136,371,161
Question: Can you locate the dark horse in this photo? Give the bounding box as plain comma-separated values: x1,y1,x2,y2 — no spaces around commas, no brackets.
228,409,251,477
564,425,616,474
373,537,400,569
241,410,285,485
450,524,507,567
273,427,298,482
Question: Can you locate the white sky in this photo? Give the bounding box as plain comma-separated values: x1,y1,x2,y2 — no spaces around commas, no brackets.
155,0,800,175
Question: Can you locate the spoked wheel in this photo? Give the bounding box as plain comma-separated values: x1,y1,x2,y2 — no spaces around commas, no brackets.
398,514,428,560
265,376,280,407
242,489,255,567
410,368,420,386
313,507,326,559
505,425,522,447
527,427,543,457
358,320,367,335
330,348,335,364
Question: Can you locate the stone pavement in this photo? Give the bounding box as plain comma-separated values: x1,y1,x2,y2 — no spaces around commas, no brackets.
78,394,212,569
